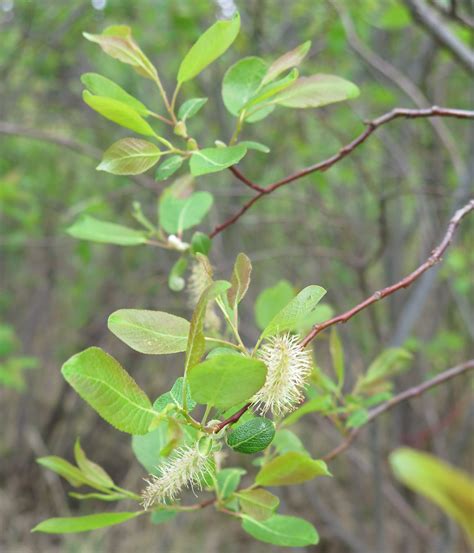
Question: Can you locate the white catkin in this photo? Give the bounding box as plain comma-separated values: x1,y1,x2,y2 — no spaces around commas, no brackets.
141,446,211,510
253,333,313,417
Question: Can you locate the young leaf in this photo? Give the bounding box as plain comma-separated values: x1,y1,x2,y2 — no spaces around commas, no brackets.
191,232,212,255
153,377,196,412
80,73,149,115
32,512,141,534
155,155,183,181
215,468,246,500
226,417,275,454
177,13,240,83
132,421,169,474
260,285,326,339
272,429,307,455
66,216,148,246
189,144,247,176
281,395,333,426
236,489,279,521
222,57,267,116
262,40,311,85
227,252,252,307
83,25,157,80
238,141,270,153
255,280,295,330
178,97,208,121
83,91,156,136
61,347,154,434
188,354,267,410
159,191,214,234
184,280,230,374
244,68,299,112
74,439,114,489
36,456,88,488
168,257,188,292
108,309,190,354
97,138,161,175
271,74,360,109
355,348,413,394
390,448,474,541
329,328,344,388
241,514,319,547
255,452,330,486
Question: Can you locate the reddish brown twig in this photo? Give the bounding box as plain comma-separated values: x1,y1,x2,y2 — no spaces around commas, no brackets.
209,200,473,432
229,166,266,192
300,198,474,347
210,107,474,238
322,359,474,462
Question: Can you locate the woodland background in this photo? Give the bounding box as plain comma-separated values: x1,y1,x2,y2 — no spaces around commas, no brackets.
0,0,473,552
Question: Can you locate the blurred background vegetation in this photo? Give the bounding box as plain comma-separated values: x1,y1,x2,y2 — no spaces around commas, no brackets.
0,0,472,551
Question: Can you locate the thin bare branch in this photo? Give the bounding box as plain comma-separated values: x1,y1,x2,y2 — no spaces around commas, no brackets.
210,107,474,238
322,359,474,462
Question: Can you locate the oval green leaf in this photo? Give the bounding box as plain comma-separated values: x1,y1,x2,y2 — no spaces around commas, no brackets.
97,138,161,175
190,144,247,176
83,91,155,136
242,514,319,547
222,56,267,116
61,347,154,434
188,354,267,411
108,309,190,354
262,40,311,85
159,191,214,234
32,512,141,534
236,489,280,521
178,97,208,121
256,452,331,486
155,155,183,181
177,13,240,83
66,215,148,246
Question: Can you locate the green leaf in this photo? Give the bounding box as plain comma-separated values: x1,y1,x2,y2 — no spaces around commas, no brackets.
67,216,147,246
151,510,178,524
154,155,183,181
355,348,412,394
346,409,369,428
241,514,319,547
191,232,212,255
153,377,196,412
177,13,240,83
108,309,190,354
244,68,298,112
32,512,141,534
188,354,267,411
256,452,330,486
390,448,474,541
222,57,267,117
255,280,295,330
178,97,208,121
132,421,169,474
236,489,279,521
261,285,326,339
61,347,154,434
37,456,88,488
189,144,247,176
330,328,344,388
184,280,230,374
68,492,125,502
80,73,148,115
262,41,311,85
271,74,360,109
97,138,161,175
228,253,252,307
83,26,156,80
239,141,270,153
74,439,114,489
83,91,156,136
159,191,213,234
281,395,334,426
272,429,307,455
227,417,275,454
215,468,246,500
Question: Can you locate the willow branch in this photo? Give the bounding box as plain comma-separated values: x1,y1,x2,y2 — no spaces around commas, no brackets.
300,199,474,347
210,107,474,238
322,360,474,462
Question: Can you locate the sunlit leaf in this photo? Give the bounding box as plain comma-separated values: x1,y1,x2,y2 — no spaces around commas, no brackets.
242,514,319,546
236,489,279,521
97,138,161,175
256,452,330,486
262,41,311,85
189,145,247,176
66,216,148,246
32,512,141,534
178,97,208,121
